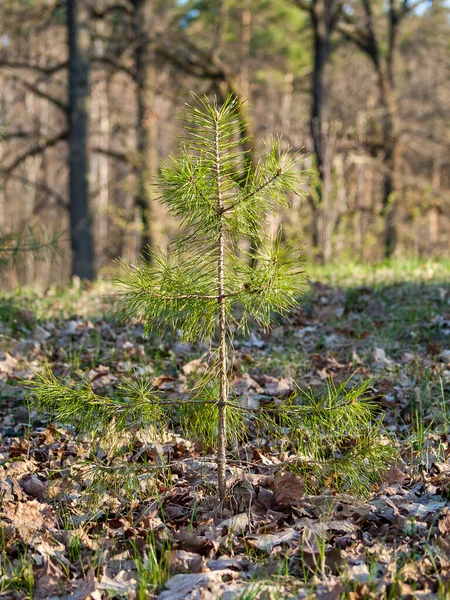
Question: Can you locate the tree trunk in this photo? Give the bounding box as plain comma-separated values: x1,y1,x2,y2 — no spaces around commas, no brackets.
93,21,110,271
68,0,94,280
310,7,329,181
378,65,401,259
132,0,157,257
309,0,335,259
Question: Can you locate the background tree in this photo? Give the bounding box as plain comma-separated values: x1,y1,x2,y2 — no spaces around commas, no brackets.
68,0,94,279
338,0,427,257
294,0,343,260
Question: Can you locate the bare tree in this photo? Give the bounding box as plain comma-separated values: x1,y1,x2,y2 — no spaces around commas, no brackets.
294,0,343,259
338,0,423,257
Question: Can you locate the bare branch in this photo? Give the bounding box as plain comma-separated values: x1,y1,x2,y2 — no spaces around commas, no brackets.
0,58,67,75
90,3,133,19
9,174,68,210
338,24,373,56
91,56,136,80
223,168,284,213
5,74,68,112
91,146,131,164
2,132,68,176
402,0,428,15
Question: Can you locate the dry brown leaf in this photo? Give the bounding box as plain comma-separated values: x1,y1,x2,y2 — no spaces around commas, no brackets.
66,570,101,600
381,464,407,486
217,512,250,536
0,353,18,374
273,470,305,508
182,358,208,375
169,549,208,574
291,545,344,574
2,499,56,544
439,508,450,536
20,473,47,499
173,527,219,557
34,558,68,600
246,528,299,553
158,569,239,600
153,374,178,389
98,571,137,595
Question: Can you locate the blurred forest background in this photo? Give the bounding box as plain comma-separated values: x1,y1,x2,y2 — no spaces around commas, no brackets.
0,0,449,286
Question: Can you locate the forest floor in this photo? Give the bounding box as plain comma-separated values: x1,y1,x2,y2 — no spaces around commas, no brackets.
0,259,450,600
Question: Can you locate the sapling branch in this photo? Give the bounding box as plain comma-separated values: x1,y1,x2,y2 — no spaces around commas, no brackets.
223,167,284,214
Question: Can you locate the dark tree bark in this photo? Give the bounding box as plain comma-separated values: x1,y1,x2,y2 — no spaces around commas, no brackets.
68,0,94,280
297,0,342,259
132,0,157,257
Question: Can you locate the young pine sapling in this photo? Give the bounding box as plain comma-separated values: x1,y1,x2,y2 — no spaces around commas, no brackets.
28,95,394,502
117,95,305,499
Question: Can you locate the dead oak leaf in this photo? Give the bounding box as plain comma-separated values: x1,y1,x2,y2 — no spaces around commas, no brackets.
20,473,47,499
0,352,18,375
246,528,299,553
66,570,102,600
2,499,56,544
158,570,239,600
182,358,208,375
291,545,344,574
439,508,450,536
33,557,68,600
172,527,219,557
273,470,305,508
381,464,408,487
169,549,208,574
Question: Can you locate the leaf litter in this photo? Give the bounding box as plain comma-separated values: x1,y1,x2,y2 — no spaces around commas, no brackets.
0,272,450,598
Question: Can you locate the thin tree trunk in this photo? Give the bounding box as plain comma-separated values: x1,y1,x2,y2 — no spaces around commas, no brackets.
214,110,227,502
309,0,334,259
378,67,400,258
68,0,94,280
93,22,110,270
133,0,157,257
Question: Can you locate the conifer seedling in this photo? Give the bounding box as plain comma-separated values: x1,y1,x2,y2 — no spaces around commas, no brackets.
117,94,305,500
28,95,394,503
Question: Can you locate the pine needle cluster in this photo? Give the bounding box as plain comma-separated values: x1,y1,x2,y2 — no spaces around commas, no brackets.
257,378,394,496
27,95,394,502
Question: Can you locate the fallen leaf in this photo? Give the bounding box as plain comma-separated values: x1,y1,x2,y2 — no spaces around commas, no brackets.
158,570,239,600
182,358,208,375
439,508,450,536
2,499,56,544
98,571,137,594
169,550,208,574
381,464,407,487
246,528,299,553
66,570,101,600
217,513,250,536
0,353,18,375
20,473,47,499
273,470,305,508
173,527,219,557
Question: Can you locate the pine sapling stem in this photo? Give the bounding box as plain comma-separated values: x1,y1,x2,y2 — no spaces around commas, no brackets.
214,109,227,502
